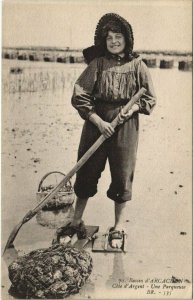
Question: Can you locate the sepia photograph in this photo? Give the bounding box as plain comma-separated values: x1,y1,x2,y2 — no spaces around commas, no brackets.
1,0,192,299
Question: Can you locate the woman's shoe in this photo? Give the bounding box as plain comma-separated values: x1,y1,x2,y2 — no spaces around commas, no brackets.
108,228,124,249
55,221,87,244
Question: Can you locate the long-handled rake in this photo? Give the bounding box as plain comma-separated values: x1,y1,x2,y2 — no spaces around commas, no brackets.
3,87,146,254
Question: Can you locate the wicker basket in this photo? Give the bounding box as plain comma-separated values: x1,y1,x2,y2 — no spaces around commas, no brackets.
36,171,75,210
36,171,75,228
36,205,74,229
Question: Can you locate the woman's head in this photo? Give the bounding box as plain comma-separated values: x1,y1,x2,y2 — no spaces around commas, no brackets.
83,13,135,64
101,21,126,56
106,31,126,56
94,13,134,56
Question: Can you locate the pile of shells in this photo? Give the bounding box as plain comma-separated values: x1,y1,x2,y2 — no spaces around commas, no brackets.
8,244,93,299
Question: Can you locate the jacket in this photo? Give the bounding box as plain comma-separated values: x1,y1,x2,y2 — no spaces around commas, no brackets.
71,54,156,120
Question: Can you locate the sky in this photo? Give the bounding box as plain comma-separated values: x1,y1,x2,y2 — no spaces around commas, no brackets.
2,0,192,51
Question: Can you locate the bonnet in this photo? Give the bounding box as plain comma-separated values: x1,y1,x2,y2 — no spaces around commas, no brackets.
83,13,134,64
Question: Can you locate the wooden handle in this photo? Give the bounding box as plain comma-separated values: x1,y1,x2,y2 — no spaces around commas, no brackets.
32,87,146,213
33,135,106,213
3,87,146,253
111,87,146,128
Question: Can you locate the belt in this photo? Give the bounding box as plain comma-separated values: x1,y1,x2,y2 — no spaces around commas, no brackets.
94,98,128,106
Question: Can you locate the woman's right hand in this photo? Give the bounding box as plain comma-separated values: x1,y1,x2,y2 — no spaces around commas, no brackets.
97,120,115,138
89,113,114,138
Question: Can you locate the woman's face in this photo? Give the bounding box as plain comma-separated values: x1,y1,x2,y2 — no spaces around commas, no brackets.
106,31,126,56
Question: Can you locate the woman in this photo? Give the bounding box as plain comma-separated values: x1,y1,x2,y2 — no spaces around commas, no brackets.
63,13,156,249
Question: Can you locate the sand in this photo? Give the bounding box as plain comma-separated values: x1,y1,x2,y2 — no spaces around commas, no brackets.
1,60,192,299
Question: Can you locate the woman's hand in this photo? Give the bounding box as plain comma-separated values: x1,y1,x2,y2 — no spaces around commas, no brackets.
97,120,115,138
89,113,114,138
118,104,139,124
118,108,133,124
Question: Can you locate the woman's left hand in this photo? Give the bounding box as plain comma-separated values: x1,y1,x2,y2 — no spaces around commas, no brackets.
118,109,133,124
118,104,139,124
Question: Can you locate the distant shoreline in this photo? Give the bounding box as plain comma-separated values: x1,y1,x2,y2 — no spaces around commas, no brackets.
2,46,192,57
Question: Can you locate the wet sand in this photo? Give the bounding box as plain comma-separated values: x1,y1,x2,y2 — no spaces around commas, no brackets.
1,61,192,299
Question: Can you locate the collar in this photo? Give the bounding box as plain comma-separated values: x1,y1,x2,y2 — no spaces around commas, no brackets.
105,51,134,62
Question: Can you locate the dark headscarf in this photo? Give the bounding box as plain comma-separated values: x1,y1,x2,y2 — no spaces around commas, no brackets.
83,13,136,64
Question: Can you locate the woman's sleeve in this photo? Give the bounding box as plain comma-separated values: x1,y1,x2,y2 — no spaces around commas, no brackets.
71,58,98,120
136,60,157,115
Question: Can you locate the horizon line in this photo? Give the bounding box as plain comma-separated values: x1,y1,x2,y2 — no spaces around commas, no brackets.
2,46,192,54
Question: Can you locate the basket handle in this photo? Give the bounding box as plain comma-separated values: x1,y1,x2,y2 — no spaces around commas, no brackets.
38,171,72,192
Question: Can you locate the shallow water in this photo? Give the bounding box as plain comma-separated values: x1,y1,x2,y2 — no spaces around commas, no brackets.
1,60,192,299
